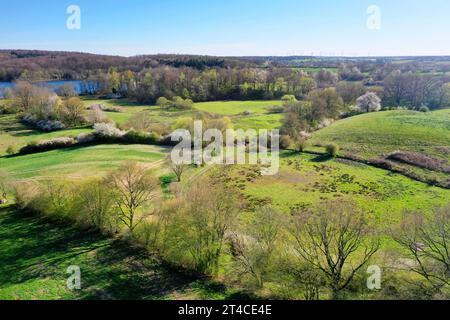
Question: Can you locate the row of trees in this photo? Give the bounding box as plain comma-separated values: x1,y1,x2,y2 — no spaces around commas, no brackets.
89,66,450,112
2,50,450,109
11,162,157,232
383,71,450,109
3,164,448,300
4,66,449,112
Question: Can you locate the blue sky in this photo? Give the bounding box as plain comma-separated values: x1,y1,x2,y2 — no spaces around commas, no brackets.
1,0,449,56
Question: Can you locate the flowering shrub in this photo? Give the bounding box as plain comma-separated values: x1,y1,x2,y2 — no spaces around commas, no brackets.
88,104,123,113
76,132,96,144
93,122,125,138
22,114,66,132
20,137,76,154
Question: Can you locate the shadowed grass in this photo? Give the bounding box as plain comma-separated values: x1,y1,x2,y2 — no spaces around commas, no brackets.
0,205,241,300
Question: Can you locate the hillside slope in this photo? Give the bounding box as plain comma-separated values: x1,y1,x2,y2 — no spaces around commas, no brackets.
311,109,450,186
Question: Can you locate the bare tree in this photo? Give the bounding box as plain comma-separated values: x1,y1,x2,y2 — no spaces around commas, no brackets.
56,83,78,97
393,206,450,295
169,158,188,182
336,81,366,106
183,176,242,275
11,81,36,111
289,200,379,299
107,162,158,232
230,206,282,288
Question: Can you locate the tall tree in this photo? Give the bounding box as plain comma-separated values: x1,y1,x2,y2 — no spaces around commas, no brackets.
289,200,379,299
107,162,158,232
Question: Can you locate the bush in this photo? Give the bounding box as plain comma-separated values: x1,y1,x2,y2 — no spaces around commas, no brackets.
60,97,87,126
12,181,42,211
280,135,293,150
22,114,66,132
281,95,298,105
88,106,112,124
19,137,76,154
76,132,96,144
156,97,172,110
93,122,125,139
0,103,15,114
419,106,430,113
387,151,450,173
123,129,161,144
173,96,194,110
294,138,309,153
88,104,122,113
325,143,339,157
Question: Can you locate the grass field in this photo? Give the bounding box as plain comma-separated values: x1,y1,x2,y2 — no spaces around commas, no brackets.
0,98,284,156
194,100,281,115
82,98,284,130
239,152,450,227
311,109,450,160
0,114,91,156
0,205,237,300
0,144,168,180
310,109,450,185
2,98,450,300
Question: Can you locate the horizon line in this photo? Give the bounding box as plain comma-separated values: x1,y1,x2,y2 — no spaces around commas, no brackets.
1,48,450,59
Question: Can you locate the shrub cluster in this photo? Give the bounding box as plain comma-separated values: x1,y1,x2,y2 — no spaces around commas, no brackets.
88,104,123,113
19,137,76,154
387,151,450,173
156,96,194,110
22,114,66,131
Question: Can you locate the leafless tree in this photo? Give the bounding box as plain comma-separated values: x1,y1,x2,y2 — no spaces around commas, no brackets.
230,206,282,288
107,162,158,232
56,83,77,97
289,200,380,299
393,206,450,294
183,176,242,275
168,157,188,182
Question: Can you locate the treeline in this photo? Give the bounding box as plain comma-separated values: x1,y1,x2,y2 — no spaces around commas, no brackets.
1,165,449,300
0,50,254,82
2,50,450,110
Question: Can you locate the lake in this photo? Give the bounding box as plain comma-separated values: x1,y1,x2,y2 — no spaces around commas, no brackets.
0,80,100,98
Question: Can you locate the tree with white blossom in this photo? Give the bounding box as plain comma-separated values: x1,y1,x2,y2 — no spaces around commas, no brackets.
356,92,381,113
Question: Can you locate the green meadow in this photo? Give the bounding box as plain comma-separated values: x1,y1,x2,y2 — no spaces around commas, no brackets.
0,205,237,300
83,98,283,130
241,152,450,226
311,109,450,160
0,144,167,180
1,97,450,300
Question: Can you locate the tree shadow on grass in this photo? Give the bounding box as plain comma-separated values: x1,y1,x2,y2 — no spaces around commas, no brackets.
311,154,333,162
0,206,241,300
